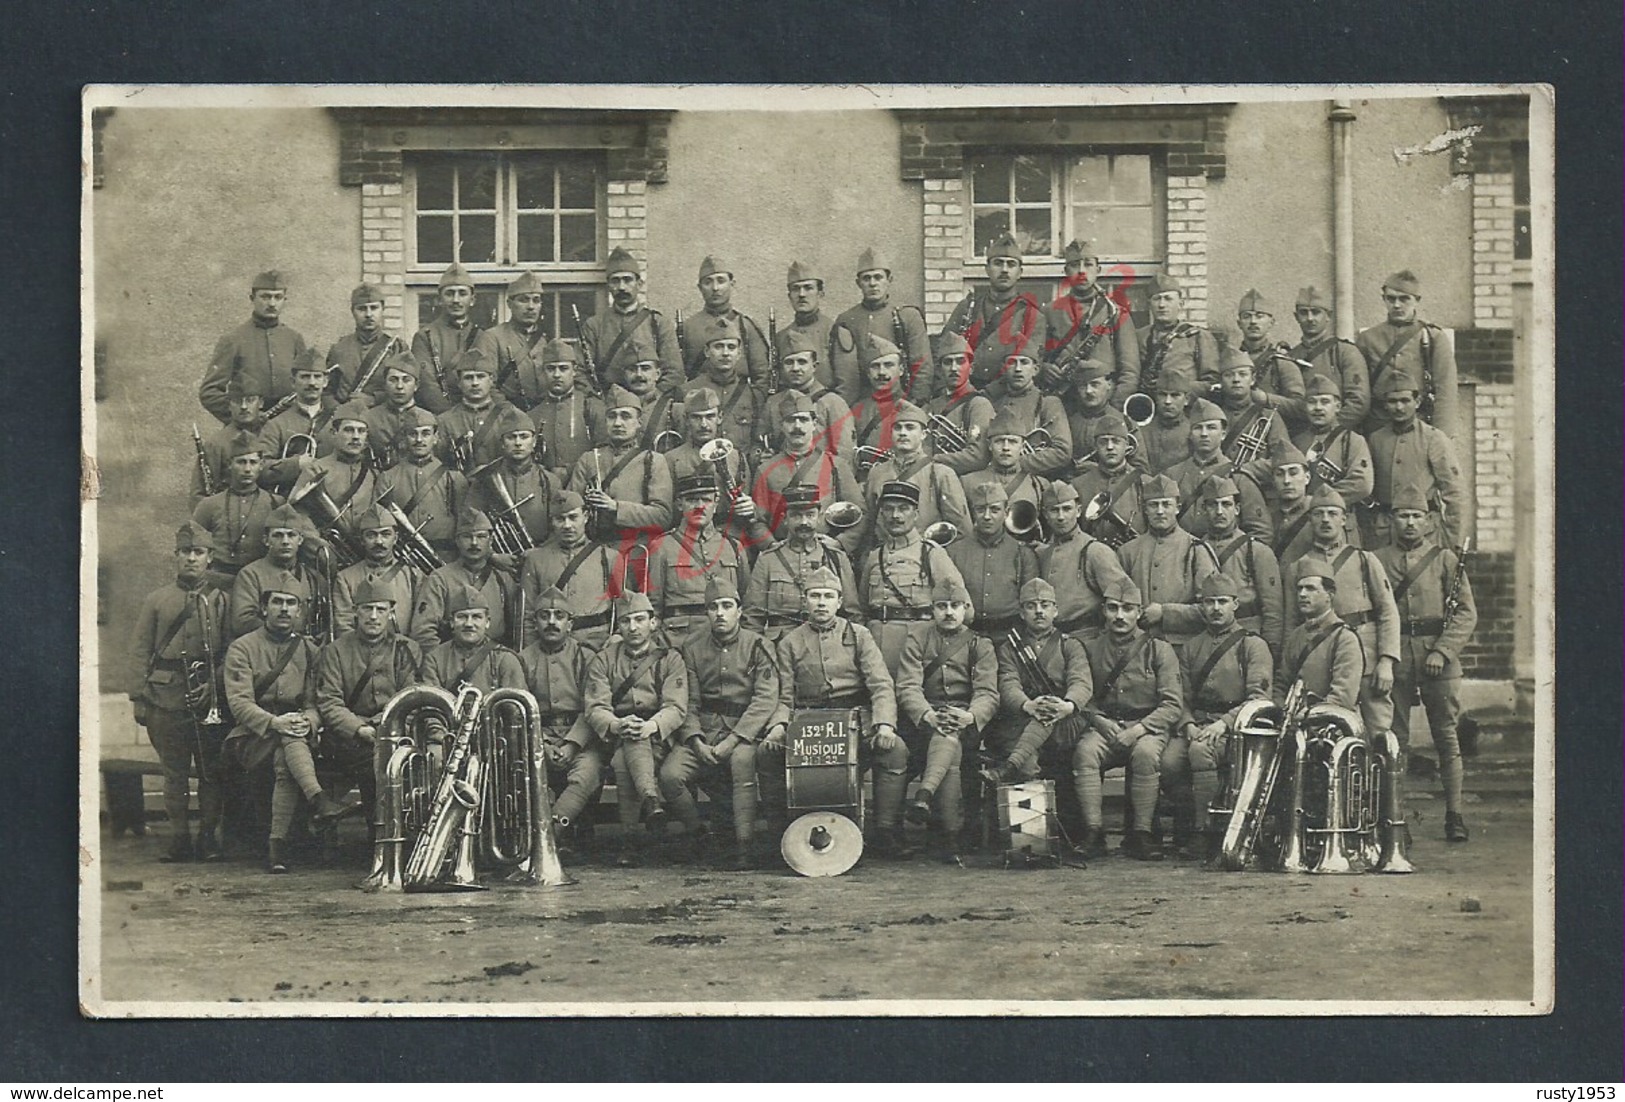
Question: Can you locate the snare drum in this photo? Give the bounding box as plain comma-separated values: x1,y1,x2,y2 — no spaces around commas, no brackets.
996,779,1058,860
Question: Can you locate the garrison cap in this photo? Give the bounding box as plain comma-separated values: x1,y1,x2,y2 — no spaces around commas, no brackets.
786,259,821,286
456,507,494,534
1101,576,1143,606
987,406,1027,440
1093,409,1134,438
533,586,572,613
506,271,544,298
356,504,396,531
226,429,263,459
616,591,655,616
1382,270,1422,296
352,577,398,607
331,400,371,428
552,489,585,514
1308,485,1346,512
934,330,971,360
703,573,738,605
351,282,386,306
540,338,578,366
1201,475,1240,503
776,390,817,419
855,246,889,275
1142,474,1181,503
1041,480,1079,507
1237,289,1272,316
1294,556,1337,584
1218,341,1255,373
625,334,659,367
1390,485,1431,513
452,348,491,377
1073,357,1113,383
603,384,642,412
1196,573,1240,600
265,503,311,535
860,333,902,365
382,351,419,381
699,313,741,346
438,263,475,290
605,246,641,278
779,328,822,359
261,569,305,602
447,584,489,614
401,406,438,430
251,270,288,291
967,480,1008,507
1273,444,1309,471
1061,239,1096,264
226,375,266,400
697,255,731,281
291,346,327,376
802,566,842,595
1374,370,1420,399
930,576,972,604
1304,373,1344,399
490,404,534,437
878,480,921,506
1019,577,1057,604
676,472,719,498
892,400,928,426
1188,397,1227,425
174,521,211,551
985,232,1022,261
1157,362,1197,395
685,387,721,414
1295,285,1331,310
782,484,824,508
1147,273,1184,296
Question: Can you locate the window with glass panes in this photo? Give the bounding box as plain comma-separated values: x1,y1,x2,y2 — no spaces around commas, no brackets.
405,151,605,338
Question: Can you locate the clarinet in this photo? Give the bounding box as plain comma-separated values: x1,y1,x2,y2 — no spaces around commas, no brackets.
571,304,605,395
767,308,780,394
1443,537,1473,629
191,423,218,496
1418,325,1438,425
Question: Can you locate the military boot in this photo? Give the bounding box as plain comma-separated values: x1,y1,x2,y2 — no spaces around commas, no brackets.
1445,812,1470,843
159,830,193,864
1121,829,1165,861
266,840,290,874
905,787,935,825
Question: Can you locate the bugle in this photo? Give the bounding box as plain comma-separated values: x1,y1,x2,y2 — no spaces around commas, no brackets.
927,412,969,453
1021,428,1052,457
821,499,864,534
476,687,569,885
921,521,960,548
1122,392,1156,428
854,443,891,476
1003,498,1048,545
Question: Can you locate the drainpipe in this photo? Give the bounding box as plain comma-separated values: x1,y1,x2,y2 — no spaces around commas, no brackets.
1329,99,1357,339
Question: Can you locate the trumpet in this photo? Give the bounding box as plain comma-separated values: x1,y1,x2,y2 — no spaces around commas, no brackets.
1229,411,1276,473
374,482,445,574
1122,392,1156,428
921,521,960,548
821,499,864,534
1082,491,1135,550
927,412,969,453
1021,428,1052,457
469,458,537,555
1003,498,1050,545
1304,439,1346,485
476,687,568,885
855,443,891,476
403,684,486,892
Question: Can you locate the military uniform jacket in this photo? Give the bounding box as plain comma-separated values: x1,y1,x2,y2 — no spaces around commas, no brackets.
961,467,1045,515
230,557,317,640
1284,543,1401,668
944,291,1048,393
190,419,265,508
1070,405,1149,472
1167,452,1272,541
997,627,1093,716
632,388,686,454
1136,322,1217,390
1355,320,1459,438
1081,629,1183,732
419,639,526,695
948,532,1039,627
1242,342,1308,428
387,457,468,551
1205,531,1286,658
751,445,863,549
332,558,418,637
1292,425,1375,514
833,301,932,400
1136,413,1193,475
1038,530,1134,633
362,400,426,471
585,638,688,743
663,437,751,494
1043,290,1142,405
582,306,683,395
681,373,766,457
470,459,558,548
473,321,546,408
192,485,286,571
223,627,320,739
314,630,422,738
256,400,339,493
295,455,385,533
519,538,618,639
924,388,993,475
861,534,966,620
129,581,229,713
647,523,750,620
410,315,480,413
680,627,780,744
531,390,606,480
681,306,771,386
897,626,1000,729
436,398,518,473
519,638,598,748
1218,399,1293,483
774,616,897,729
566,443,674,540
325,330,411,406
765,384,857,468
850,387,898,459
1366,420,1466,548
1117,529,1219,646
743,537,861,637
1289,334,1369,430
1275,611,1363,709
199,317,309,425
1271,498,1318,568
1180,624,1273,728
990,388,1073,477
774,310,843,398
1374,542,1478,678
412,560,516,649
1071,463,1150,536
862,453,972,545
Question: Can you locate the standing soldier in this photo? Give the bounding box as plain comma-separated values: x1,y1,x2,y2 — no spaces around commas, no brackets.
860,481,968,675
961,407,1047,518
987,351,1073,479
1116,474,1219,656
519,491,620,650
896,577,1001,860
765,329,856,470
409,263,480,415
128,523,231,862
360,353,429,471
849,334,906,475
412,509,518,649
660,574,779,869
256,349,339,495
1062,358,1143,474
528,338,605,482
1196,476,1285,658
943,232,1048,398
833,247,931,401
762,566,909,857
751,391,865,551
1167,398,1272,541
1364,373,1468,549
469,403,559,551
198,269,308,425
331,504,418,637
580,247,683,395
681,256,770,386
647,474,750,643
473,271,548,409
1136,362,1197,476
1294,373,1373,545
742,484,862,640
923,331,993,476
1276,566,1364,710
567,385,676,548
228,505,319,641
621,343,685,455
290,401,385,529
434,349,515,475
948,481,1039,639
1289,285,1369,430
517,587,607,849
861,399,972,546
1355,270,1459,438
1376,490,1478,842
388,409,468,563
191,430,285,589
777,260,845,398
1075,578,1185,860
1071,410,1151,539
1041,240,1142,406
325,283,412,405
1136,274,1218,393
1233,289,1308,430
661,387,767,550
222,573,355,873
191,378,268,509
585,592,689,864
1037,481,1134,641
681,314,768,460
1269,445,1319,570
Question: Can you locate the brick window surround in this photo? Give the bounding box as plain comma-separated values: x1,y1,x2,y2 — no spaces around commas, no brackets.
893,104,1234,330
1441,95,1530,331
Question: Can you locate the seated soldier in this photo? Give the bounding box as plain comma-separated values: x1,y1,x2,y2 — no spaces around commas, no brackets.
1116,474,1220,657
949,480,1039,640
1276,566,1364,711
417,583,528,699
331,504,418,637
519,490,620,650
519,586,608,851
660,386,764,551
647,473,750,643
1195,475,1285,659
750,390,865,555
742,484,862,641
660,575,780,870
960,407,1049,519
1071,410,1150,539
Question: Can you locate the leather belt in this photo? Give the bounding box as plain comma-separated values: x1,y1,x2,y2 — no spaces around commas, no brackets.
1234,599,1261,620
699,698,749,718
872,607,932,623
1056,611,1103,635
1402,618,1446,637
573,611,611,629
1102,705,1154,721
1342,610,1374,628
663,603,706,616
818,691,871,709
540,710,582,726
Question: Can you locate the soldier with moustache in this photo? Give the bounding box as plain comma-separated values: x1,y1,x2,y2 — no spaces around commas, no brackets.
388,407,468,563
1195,475,1285,658
580,247,683,395
896,577,1000,860
287,401,386,538
660,387,768,552
1037,480,1134,641
434,349,515,475
660,574,780,869
1135,360,1197,476
1293,373,1373,546
1136,274,1218,394
1116,474,1219,656
473,271,548,409
412,508,518,649
567,384,676,550
1363,373,1468,550
860,399,972,550
228,504,320,641
681,256,771,386
647,473,751,643
418,581,528,695
681,314,768,461
765,329,856,470
191,430,285,589
922,331,994,476
859,480,968,676
191,377,268,508
833,247,931,402
1062,358,1144,475
948,480,1039,640
1289,285,1369,430
325,283,412,406
987,349,1073,480
330,504,418,637
1167,397,1272,541
761,566,910,857
518,586,608,848
751,390,865,553
1070,409,1151,539
1375,488,1478,843
1233,290,1308,430
528,338,605,482
1276,564,1364,711
361,352,430,471
742,484,862,640
1268,445,1320,570
849,334,907,476
469,403,559,551
776,260,846,398
256,349,338,495
585,591,689,864
1159,572,1274,861
519,491,619,650
622,344,686,455
1041,240,1143,407
409,263,480,414
1356,270,1459,438
128,522,232,862
198,269,308,425
943,232,1049,398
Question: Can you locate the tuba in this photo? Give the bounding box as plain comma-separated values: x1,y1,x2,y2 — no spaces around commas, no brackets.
1003,498,1049,545
363,685,457,892
1279,701,1407,875
1216,690,1301,871
402,684,486,892
475,687,569,885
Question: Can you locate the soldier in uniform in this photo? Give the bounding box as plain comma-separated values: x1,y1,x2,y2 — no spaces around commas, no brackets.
948,480,1039,639
622,342,685,454
681,314,768,460
833,247,931,401
1196,476,1285,658
861,399,972,547
896,577,1000,860
1289,285,1369,430
660,575,779,869
849,334,907,475
473,270,548,409
412,508,517,649
288,400,384,530
1061,358,1141,474
1269,445,1319,570
418,582,528,695
331,504,418,636
409,262,479,415
519,491,619,650
222,572,355,873
1355,269,1459,437
436,347,522,475
1364,372,1468,549
388,407,468,562
1167,398,1272,541
191,430,285,588
1041,240,1142,406
229,504,318,640
961,407,1047,518
191,377,268,508
256,349,338,495
1213,342,1293,484
517,586,607,844
585,591,689,863
762,566,909,857
777,259,845,397
1376,489,1478,842
361,353,429,471
1071,410,1151,539
567,384,675,548
469,403,559,550
942,232,1049,398
765,328,856,469
743,484,862,640
198,269,308,425
982,577,1093,796
1136,361,1197,476
128,522,232,862
751,390,865,551
1276,565,1364,711
660,387,767,551
860,480,968,675
987,350,1073,479
580,246,683,395
1037,480,1134,641
528,338,605,482
1293,373,1373,546
1116,474,1219,655
1075,577,1185,860
682,255,770,386
1159,572,1274,861
325,282,412,406
647,473,750,643
1136,274,1218,393
922,331,993,476
1234,289,1308,430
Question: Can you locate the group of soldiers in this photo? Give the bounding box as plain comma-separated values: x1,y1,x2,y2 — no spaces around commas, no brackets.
129,232,1478,874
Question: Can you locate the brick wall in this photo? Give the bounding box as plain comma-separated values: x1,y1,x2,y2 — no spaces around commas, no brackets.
921,177,967,331
1164,176,1210,325
1472,383,1516,554
1460,549,1516,679
1472,172,1517,327
360,182,407,331
1456,327,1514,385
606,178,648,264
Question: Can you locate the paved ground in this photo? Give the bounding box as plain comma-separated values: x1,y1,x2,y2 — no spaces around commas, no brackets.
89,754,1540,1013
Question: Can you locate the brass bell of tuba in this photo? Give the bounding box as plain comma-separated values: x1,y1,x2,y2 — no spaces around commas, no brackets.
921,521,961,548
1217,691,1298,872
821,499,864,534
475,687,569,886
402,684,487,892
362,685,458,892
